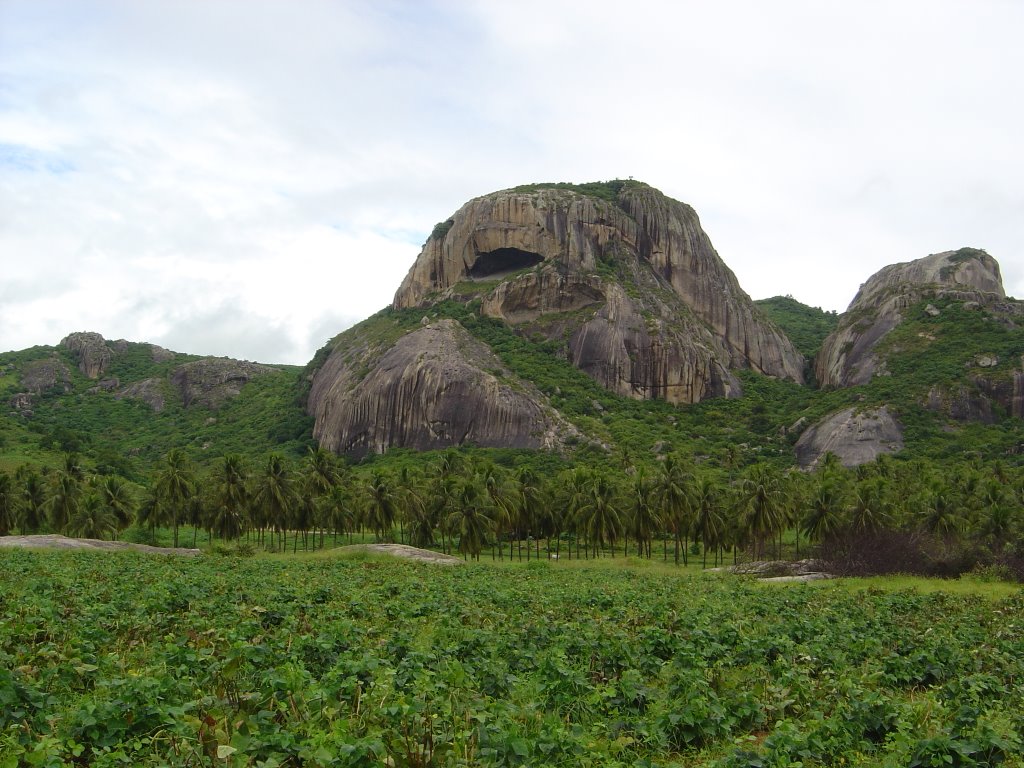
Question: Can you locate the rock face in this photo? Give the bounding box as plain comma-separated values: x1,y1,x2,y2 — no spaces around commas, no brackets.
170,358,277,409
794,407,904,468
60,332,112,379
817,249,1005,388
20,358,71,394
115,378,166,412
393,183,804,403
308,319,579,457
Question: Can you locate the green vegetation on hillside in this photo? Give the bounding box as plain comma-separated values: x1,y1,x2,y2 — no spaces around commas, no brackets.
754,295,840,361
0,342,313,480
507,179,634,203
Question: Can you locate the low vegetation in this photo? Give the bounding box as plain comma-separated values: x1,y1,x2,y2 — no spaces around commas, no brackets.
2,549,1022,767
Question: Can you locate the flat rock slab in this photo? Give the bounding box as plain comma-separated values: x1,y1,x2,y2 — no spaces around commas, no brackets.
345,543,461,565
760,573,834,583
0,534,201,556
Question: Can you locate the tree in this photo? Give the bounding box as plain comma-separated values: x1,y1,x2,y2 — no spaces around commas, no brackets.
575,471,622,557
736,464,788,559
153,449,195,547
252,454,297,550
802,477,845,545
628,468,660,559
48,471,81,534
0,472,15,536
96,476,136,532
17,468,47,534
692,474,725,567
447,477,493,561
67,493,118,540
657,455,693,564
364,471,398,542
209,454,249,542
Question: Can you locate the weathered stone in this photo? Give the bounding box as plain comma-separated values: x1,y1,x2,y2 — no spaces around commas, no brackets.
115,378,166,412
20,358,71,394
88,378,120,393
150,345,176,363
925,304,941,317
817,248,1005,388
794,406,904,468
9,392,33,414
975,354,999,368
308,319,579,457
393,183,803,404
170,358,277,409
60,332,112,379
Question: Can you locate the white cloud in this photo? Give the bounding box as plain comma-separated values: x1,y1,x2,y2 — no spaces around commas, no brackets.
1,0,1022,364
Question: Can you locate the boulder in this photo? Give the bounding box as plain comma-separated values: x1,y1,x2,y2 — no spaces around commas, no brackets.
308,319,580,457
794,406,904,468
60,332,113,379
170,358,278,409
115,378,166,412
20,357,71,394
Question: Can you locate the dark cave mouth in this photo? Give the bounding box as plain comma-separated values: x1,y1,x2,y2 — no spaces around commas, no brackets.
468,248,544,279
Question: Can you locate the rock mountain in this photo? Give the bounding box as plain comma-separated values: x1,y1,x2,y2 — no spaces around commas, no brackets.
308,181,805,456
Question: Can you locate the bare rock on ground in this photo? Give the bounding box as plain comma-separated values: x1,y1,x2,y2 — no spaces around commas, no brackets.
342,543,462,565
0,534,201,556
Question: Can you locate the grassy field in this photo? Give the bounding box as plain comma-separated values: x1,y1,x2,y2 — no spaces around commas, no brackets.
1,547,1021,767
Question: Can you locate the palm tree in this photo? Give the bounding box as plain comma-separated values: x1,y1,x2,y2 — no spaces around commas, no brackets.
628,468,660,559
252,454,297,550
576,472,622,557
562,467,592,559
325,485,358,544
67,493,118,540
153,449,195,547
0,472,15,535
209,454,249,542
478,463,513,559
802,477,845,546
737,464,788,560
919,482,962,540
692,474,725,567
17,468,47,533
513,467,545,561
657,455,693,565
48,471,81,533
447,477,494,560
364,471,398,542
96,476,136,533
848,478,891,534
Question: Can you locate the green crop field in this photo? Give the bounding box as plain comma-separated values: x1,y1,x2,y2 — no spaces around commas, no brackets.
1,550,1022,767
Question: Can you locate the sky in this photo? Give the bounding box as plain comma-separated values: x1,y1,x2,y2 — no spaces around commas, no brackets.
2,1,1022,365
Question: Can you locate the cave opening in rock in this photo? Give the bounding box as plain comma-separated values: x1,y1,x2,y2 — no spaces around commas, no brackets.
468,248,544,279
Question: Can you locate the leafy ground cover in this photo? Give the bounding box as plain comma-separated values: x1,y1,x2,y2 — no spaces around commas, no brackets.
1,551,1022,767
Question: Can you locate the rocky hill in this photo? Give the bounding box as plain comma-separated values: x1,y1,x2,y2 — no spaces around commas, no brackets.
309,181,805,455
795,248,1024,467
0,332,311,475
3,184,1024,478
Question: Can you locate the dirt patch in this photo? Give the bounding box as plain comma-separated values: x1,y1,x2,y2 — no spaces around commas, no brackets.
0,534,201,556
343,543,461,565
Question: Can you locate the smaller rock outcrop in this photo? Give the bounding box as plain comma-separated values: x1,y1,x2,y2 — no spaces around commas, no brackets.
794,406,904,468
60,332,113,379
150,345,176,363
20,358,71,394
115,378,166,412
170,358,277,409
817,249,1004,388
